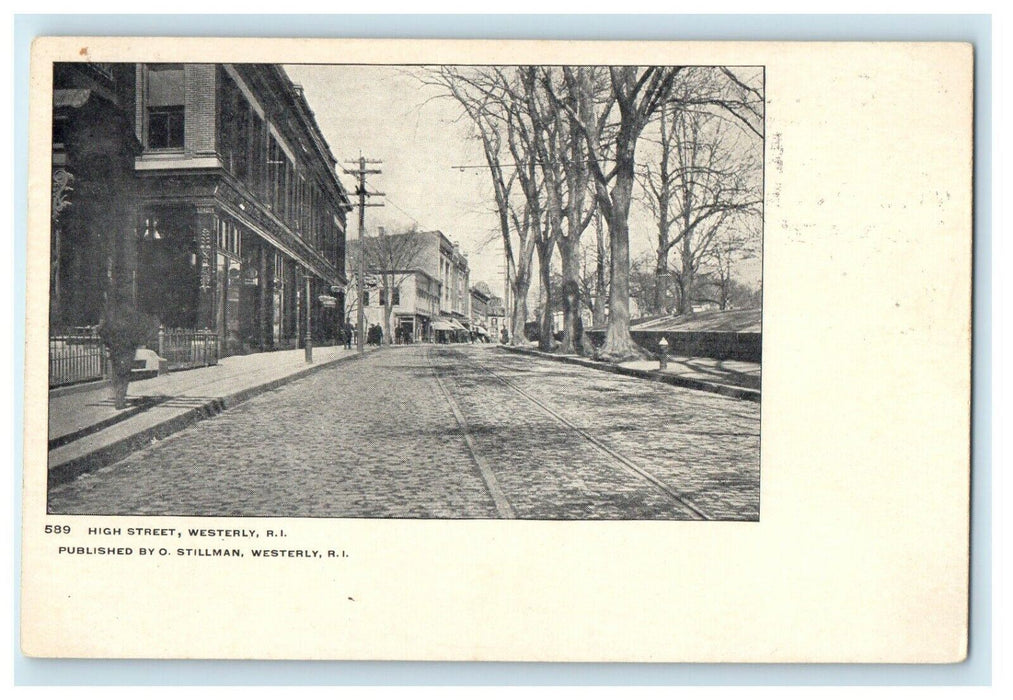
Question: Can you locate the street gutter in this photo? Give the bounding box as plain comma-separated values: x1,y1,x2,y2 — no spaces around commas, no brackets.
498,345,761,403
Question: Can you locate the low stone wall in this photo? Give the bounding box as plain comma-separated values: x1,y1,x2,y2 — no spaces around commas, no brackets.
587,329,761,363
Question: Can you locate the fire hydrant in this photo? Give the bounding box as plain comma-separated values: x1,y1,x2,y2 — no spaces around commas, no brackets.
657,336,669,370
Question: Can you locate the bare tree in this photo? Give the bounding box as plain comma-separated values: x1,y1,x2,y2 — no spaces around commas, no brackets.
588,208,609,328
354,226,426,344
639,74,762,316
423,67,542,347
428,64,760,357
546,66,680,361
533,67,604,354
628,251,662,320
696,226,760,311
441,66,604,353
577,211,609,331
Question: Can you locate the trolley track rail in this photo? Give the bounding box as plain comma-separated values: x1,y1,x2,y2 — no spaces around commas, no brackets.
426,346,516,519
433,346,712,521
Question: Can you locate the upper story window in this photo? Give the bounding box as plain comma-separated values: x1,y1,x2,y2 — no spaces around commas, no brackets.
146,64,184,150
148,106,184,149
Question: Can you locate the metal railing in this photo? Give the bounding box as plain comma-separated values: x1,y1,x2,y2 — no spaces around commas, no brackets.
49,327,107,388
49,326,220,388
158,327,219,371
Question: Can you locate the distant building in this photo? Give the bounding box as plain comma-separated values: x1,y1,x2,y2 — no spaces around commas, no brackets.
347,229,470,342
485,295,507,339
469,284,492,339
355,268,441,343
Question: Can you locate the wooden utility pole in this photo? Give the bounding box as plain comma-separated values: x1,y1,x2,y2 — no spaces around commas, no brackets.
343,156,384,354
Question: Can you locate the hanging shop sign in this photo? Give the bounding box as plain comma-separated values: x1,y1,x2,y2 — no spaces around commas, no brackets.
318,295,337,308
199,228,213,291
243,267,259,286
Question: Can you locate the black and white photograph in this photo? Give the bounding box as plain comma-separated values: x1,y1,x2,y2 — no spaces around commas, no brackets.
21,34,975,665
45,61,764,520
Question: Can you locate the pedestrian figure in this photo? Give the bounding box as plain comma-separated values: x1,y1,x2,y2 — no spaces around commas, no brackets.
500,327,509,344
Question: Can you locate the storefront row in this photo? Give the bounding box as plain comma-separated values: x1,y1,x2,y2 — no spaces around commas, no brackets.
137,204,344,358
354,315,484,345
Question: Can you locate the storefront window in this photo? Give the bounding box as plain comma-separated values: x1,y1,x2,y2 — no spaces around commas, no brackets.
226,258,242,354
273,253,286,345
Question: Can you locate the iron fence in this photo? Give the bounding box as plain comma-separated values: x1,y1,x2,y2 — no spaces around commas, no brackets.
49,327,107,387
158,327,219,371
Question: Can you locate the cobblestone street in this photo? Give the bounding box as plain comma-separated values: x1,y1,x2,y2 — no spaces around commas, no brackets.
48,345,760,520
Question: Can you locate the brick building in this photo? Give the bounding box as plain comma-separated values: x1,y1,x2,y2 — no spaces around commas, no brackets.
51,62,352,361
133,64,351,354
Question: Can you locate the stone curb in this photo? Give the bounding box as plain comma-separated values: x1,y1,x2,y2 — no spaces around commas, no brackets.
498,345,761,403
48,349,376,488
48,395,168,451
49,378,112,399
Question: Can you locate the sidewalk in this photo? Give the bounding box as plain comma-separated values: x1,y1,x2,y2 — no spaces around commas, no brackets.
500,345,761,402
619,357,760,391
48,344,375,485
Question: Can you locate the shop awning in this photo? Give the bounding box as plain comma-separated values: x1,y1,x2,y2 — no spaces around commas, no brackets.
434,317,468,332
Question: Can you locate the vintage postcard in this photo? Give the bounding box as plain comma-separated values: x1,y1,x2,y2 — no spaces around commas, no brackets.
21,37,971,661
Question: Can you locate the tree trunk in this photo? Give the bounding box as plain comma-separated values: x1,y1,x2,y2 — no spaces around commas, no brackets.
110,375,130,410
593,216,607,328
680,233,695,317
652,257,666,313
510,269,531,346
108,348,135,410
599,144,642,362
536,240,554,351
652,102,672,315
383,299,394,345
558,236,580,354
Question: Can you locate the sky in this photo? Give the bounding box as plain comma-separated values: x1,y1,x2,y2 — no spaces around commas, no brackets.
284,64,762,300
284,64,511,297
